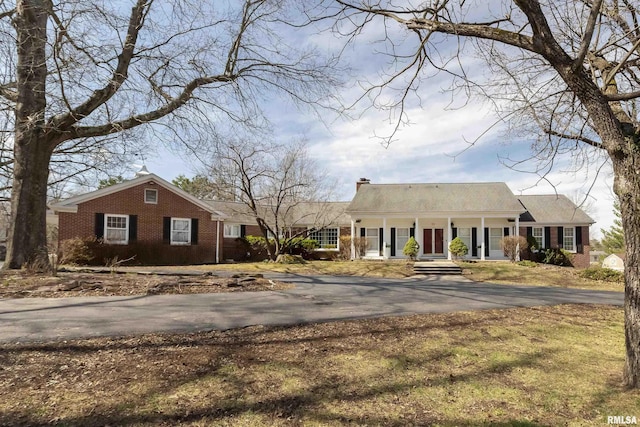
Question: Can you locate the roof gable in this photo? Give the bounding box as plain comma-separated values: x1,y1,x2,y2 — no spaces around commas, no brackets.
50,174,226,218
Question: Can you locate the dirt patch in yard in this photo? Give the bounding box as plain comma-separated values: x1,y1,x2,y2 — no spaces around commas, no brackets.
0,271,293,298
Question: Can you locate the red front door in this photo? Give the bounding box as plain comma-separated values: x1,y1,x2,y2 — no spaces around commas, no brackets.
423,228,444,254
423,229,432,254
434,228,444,254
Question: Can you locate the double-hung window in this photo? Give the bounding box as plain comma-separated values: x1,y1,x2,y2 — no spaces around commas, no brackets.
396,228,410,253
489,228,503,251
563,227,575,252
309,228,338,249
171,218,191,245
224,224,241,238
532,227,544,249
105,214,128,244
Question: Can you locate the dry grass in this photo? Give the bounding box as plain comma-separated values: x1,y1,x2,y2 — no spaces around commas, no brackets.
0,305,637,426
458,261,624,292
122,260,417,279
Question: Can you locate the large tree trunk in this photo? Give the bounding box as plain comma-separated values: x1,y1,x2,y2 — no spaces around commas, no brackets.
612,154,640,388
5,0,54,271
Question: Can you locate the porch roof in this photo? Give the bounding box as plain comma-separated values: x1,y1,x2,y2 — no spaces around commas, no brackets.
347,182,525,215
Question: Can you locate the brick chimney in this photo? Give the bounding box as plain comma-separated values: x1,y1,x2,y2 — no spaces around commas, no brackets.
356,178,371,192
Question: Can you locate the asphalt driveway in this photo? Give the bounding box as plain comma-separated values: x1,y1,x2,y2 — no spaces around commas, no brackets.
0,274,623,343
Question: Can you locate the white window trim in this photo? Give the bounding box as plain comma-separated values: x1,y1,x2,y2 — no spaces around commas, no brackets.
396,227,410,254
532,227,544,249
104,214,129,245
171,217,191,245
224,224,241,238
563,227,576,253
309,227,339,251
144,188,158,204
489,228,503,251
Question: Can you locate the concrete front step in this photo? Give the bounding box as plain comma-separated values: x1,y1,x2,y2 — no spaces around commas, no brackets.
413,261,462,275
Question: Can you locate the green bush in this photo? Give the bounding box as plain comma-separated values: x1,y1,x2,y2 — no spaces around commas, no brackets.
403,236,420,260
540,248,574,267
449,237,468,259
526,235,539,251
579,266,624,283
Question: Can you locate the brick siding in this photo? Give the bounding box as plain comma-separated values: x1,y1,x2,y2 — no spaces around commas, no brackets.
58,182,220,265
519,225,590,268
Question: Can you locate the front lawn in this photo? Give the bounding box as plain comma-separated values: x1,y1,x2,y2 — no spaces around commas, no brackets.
458,261,624,292
0,305,636,426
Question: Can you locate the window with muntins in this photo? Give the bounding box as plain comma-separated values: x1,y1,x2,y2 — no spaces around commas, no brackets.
309,228,338,249
224,224,241,238
396,228,409,253
171,218,191,245
144,188,158,204
532,227,544,248
105,214,128,244
489,228,503,251
563,227,575,251
458,228,472,252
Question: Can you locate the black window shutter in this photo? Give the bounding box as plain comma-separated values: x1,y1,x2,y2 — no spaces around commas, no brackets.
360,228,365,238
95,213,105,239
240,224,246,238
484,228,490,257
576,226,583,252
128,215,137,242
409,227,415,238
471,227,477,257
526,227,533,238
390,228,396,257
191,218,199,245
557,227,564,248
452,227,458,239
379,227,383,256
163,217,171,244
504,227,510,237
544,227,551,249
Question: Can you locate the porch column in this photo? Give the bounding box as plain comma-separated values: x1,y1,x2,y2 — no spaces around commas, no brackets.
515,216,520,261
480,216,486,261
447,217,452,260
415,217,421,260
382,217,388,259
350,219,356,260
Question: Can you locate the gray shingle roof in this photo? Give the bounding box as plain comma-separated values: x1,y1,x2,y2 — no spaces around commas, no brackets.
206,200,350,226
518,195,594,224
347,183,525,214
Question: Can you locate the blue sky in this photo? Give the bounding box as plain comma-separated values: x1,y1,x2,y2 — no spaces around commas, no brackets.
142,4,617,238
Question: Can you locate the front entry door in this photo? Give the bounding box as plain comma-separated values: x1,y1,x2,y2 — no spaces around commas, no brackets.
423,229,432,254
423,228,444,255
434,228,444,254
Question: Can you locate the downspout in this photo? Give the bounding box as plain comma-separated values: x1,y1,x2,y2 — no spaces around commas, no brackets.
216,219,220,264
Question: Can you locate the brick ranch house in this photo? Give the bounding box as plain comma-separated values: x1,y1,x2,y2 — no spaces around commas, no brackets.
50,174,594,267
50,172,351,265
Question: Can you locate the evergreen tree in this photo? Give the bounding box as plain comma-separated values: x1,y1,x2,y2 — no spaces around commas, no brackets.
600,203,625,255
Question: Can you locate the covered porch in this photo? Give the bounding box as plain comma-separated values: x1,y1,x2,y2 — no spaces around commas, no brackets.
349,215,521,261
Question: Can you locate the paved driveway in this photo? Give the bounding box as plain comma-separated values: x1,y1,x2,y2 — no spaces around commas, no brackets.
0,274,623,343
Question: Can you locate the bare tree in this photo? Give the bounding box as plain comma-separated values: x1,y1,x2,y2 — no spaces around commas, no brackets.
209,138,337,261
324,1,640,387
0,0,339,270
